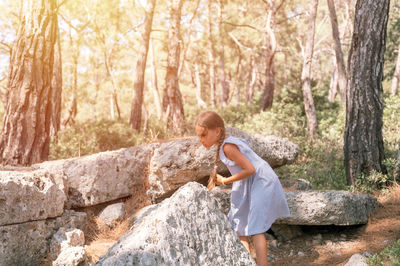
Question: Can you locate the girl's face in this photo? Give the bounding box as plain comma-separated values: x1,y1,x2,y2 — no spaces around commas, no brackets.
196,125,221,149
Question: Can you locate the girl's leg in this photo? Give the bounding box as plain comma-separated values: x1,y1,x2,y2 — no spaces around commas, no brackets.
251,233,268,266
238,235,250,252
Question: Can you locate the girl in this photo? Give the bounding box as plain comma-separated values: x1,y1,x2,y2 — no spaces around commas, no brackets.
195,111,290,266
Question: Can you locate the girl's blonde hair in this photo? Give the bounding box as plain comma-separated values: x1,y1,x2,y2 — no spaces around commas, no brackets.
196,111,226,191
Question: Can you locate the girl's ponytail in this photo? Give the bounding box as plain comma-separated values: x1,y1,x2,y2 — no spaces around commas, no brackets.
207,127,225,191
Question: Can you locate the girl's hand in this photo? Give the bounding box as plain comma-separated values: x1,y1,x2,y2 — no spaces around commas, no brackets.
216,174,226,186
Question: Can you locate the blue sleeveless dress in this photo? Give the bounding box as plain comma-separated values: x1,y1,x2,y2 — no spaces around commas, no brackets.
219,136,290,236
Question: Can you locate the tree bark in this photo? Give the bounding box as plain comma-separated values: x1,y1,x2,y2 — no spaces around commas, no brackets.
162,0,185,134
51,28,62,137
328,55,338,102
178,0,200,78
301,0,319,139
194,63,207,108
391,42,400,96
63,30,80,127
217,0,229,106
149,38,162,119
130,0,156,132
0,0,58,165
261,0,277,110
235,49,242,105
104,51,121,120
247,54,257,104
207,0,216,107
395,138,400,182
344,0,389,185
327,0,347,103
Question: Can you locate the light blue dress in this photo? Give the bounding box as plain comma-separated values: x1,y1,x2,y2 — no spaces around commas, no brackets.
219,136,290,236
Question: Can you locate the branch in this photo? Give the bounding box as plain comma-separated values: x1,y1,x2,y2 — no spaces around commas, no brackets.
276,0,285,12
56,0,69,11
0,41,12,51
58,12,91,33
228,32,253,51
276,12,305,25
222,21,263,33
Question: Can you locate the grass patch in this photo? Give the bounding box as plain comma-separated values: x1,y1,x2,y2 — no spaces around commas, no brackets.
367,239,400,265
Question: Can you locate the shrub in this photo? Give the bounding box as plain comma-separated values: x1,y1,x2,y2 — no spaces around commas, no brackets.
50,119,138,160
367,239,400,265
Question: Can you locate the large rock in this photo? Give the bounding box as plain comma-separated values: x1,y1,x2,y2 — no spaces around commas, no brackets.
226,127,299,167
280,178,312,191
0,210,87,266
49,227,85,261
53,247,87,266
212,187,378,226
147,127,299,202
38,144,158,208
147,137,224,202
0,169,66,226
344,253,368,266
96,182,256,266
98,202,126,227
276,190,378,225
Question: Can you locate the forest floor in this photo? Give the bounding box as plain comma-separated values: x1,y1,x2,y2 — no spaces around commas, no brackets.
84,184,400,265
267,184,400,265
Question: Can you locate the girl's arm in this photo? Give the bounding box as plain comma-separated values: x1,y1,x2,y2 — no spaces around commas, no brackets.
216,143,255,185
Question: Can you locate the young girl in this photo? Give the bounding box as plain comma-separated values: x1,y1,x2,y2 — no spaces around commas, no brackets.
195,111,290,266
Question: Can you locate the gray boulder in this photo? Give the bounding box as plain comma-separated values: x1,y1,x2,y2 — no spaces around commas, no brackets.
0,210,87,266
49,227,85,261
280,178,312,191
276,190,378,225
37,144,158,208
212,187,377,226
344,253,368,266
53,246,87,266
226,127,299,167
96,182,256,266
0,169,66,226
147,128,299,202
98,202,126,227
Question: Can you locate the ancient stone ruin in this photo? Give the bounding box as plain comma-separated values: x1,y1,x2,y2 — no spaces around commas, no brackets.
0,128,378,265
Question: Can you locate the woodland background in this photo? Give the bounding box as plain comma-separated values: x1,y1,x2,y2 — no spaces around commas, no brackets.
0,0,399,191
1,0,400,263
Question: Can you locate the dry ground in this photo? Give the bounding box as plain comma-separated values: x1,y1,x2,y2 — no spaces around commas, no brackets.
84,184,400,265
269,183,400,265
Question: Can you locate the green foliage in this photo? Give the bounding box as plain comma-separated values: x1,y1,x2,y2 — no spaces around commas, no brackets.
350,171,389,194
367,239,400,266
50,119,139,160
349,158,398,194
384,1,400,81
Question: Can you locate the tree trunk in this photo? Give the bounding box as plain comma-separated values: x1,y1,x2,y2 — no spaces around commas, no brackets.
391,42,400,96
247,54,257,104
344,0,389,185
0,0,58,166
395,138,400,182
217,0,229,106
63,29,80,127
194,63,207,108
162,0,185,134
261,1,277,110
50,27,62,137
328,55,338,102
178,0,200,78
104,51,121,120
235,49,242,105
327,0,347,103
207,0,216,107
301,0,319,139
130,0,156,132
149,38,162,119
